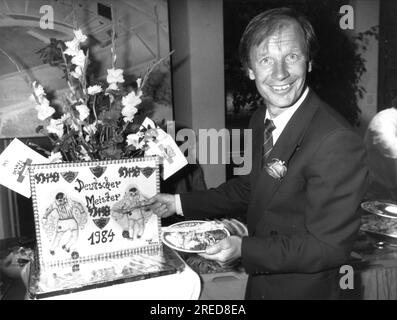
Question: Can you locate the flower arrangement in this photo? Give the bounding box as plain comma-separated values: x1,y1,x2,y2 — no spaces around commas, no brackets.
265,159,287,180
29,28,172,163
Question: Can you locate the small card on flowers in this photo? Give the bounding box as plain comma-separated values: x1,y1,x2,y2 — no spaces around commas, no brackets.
145,128,188,180
140,117,188,179
0,138,49,198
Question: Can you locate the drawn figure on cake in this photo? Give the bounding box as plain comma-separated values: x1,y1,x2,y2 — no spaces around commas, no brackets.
111,185,153,240
42,192,88,255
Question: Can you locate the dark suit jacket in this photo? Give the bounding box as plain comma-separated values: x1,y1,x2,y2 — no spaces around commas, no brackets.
180,89,369,300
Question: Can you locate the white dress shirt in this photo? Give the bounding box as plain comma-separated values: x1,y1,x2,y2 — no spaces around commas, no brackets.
175,87,310,215
266,86,309,145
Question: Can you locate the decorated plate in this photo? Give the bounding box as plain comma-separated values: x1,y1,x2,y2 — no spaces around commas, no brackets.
161,220,230,253
361,200,397,219
360,214,397,239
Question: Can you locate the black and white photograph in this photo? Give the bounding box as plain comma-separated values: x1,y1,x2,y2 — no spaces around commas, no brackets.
0,0,396,305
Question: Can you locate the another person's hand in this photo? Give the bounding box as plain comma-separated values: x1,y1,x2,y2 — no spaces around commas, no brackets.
199,236,242,265
1,251,30,288
144,193,177,218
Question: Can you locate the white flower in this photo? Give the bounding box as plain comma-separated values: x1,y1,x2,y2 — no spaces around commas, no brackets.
73,29,87,43
76,104,90,121
136,77,142,89
121,91,141,122
126,133,141,148
106,68,124,85
71,50,86,68
83,122,98,142
60,113,71,123
122,106,138,122
46,118,64,139
32,81,48,105
70,120,80,132
107,83,119,91
83,122,98,135
87,85,102,95
32,81,45,98
265,159,287,180
71,66,83,79
64,38,80,57
35,99,55,121
48,152,63,163
122,91,142,108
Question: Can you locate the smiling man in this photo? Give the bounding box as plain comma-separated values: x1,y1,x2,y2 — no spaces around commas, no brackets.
147,7,369,300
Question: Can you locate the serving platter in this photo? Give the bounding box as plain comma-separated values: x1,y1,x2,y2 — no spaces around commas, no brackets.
361,200,397,219
161,220,230,253
360,212,397,239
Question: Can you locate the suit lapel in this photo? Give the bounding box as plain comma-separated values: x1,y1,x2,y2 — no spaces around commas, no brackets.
248,90,320,230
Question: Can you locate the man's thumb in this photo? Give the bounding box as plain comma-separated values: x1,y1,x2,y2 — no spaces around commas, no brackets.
205,242,223,254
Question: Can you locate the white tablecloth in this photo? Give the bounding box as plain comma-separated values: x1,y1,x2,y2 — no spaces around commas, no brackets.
23,262,201,300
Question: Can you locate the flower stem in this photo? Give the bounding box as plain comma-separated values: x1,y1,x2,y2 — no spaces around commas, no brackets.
140,50,174,89
92,95,98,122
0,47,32,86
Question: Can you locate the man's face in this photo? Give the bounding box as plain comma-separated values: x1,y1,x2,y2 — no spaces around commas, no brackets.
248,20,311,115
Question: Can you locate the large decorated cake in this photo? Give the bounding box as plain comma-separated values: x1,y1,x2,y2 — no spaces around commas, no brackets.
27,156,184,299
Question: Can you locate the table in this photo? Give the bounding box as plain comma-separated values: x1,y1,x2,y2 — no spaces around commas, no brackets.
200,271,248,300
4,231,397,300
345,231,397,300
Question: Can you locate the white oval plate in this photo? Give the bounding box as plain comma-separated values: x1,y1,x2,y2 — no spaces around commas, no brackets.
161,220,230,253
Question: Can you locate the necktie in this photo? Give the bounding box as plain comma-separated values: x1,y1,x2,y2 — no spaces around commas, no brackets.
262,118,276,166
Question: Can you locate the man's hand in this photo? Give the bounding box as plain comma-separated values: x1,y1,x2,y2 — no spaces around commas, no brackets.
144,193,177,218
199,236,242,265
